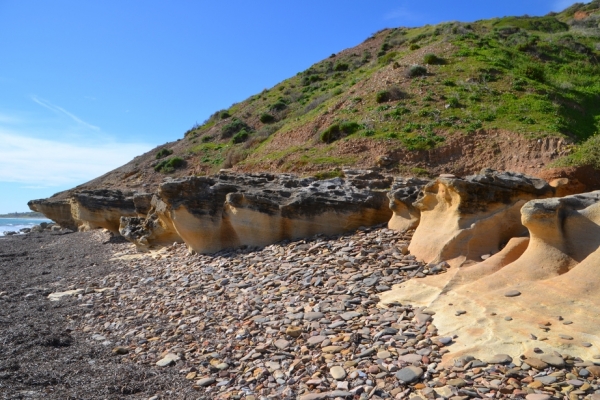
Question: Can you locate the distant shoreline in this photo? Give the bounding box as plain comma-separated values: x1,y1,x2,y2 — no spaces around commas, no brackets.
0,212,46,219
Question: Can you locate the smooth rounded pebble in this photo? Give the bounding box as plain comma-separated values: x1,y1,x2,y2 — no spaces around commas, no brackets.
504,290,521,297
330,365,346,380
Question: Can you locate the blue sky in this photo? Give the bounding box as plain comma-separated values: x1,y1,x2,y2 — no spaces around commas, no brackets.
0,0,582,213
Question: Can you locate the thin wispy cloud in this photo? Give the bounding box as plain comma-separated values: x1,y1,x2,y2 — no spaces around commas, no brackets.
31,96,100,131
0,129,152,187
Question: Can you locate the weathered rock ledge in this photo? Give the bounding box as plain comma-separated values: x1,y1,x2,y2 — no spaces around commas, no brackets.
120,171,401,253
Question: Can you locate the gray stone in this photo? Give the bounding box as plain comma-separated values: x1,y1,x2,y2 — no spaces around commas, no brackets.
539,354,565,367
395,366,423,383
304,312,325,321
487,354,512,364
535,375,557,385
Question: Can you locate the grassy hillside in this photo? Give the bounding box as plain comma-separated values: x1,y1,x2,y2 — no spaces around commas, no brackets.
162,1,596,177
52,2,600,197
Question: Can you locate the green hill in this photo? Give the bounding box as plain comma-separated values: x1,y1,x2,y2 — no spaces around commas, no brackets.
50,1,600,196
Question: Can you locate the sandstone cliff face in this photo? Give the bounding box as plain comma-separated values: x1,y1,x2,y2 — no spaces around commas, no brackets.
69,190,137,233
120,171,393,253
27,198,78,231
407,169,556,264
381,190,600,363
29,189,139,234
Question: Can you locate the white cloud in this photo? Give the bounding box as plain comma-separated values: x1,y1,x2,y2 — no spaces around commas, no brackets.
0,128,152,187
31,96,100,131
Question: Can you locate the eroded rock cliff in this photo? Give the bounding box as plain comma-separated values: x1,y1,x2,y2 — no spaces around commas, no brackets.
120,171,394,253
407,169,556,264
381,190,600,363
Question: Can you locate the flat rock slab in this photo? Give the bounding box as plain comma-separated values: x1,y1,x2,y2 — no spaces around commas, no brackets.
304,312,324,321
48,289,84,301
399,354,422,363
274,339,290,350
539,354,565,367
340,311,361,320
396,366,423,383
524,357,548,370
307,336,327,345
526,395,551,400
487,354,512,364
299,391,353,400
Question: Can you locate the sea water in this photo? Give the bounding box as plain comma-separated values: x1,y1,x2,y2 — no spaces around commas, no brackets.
0,218,52,236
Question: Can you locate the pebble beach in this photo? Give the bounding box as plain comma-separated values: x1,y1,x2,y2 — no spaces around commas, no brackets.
2,228,600,399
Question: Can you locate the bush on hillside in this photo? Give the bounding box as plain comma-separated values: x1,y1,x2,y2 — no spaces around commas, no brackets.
222,118,251,138
155,148,173,159
232,129,250,144
320,121,362,143
259,113,276,123
375,86,405,103
333,62,349,71
423,53,444,65
154,156,185,173
554,135,600,169
220,111,231,119
405,65,427,78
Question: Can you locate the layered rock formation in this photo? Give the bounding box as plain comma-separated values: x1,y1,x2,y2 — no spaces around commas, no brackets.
27,198,78,231
386,177,429,232
70,190,137,233
407,169,556,264
29,189,138,234
120,171,394,253
381,190,600,363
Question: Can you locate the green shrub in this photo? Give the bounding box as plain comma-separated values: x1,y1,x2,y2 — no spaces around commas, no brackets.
222,118,251,138
154,156,185,173
320,121,362,143
333,62,349,71
521,63,545,82
220,111,231,119
376,86,405,103
232,129,250,144
314,170,345,180
378,51,399,65
376,90,391,103
339,121,361,134
409,44,420,50
259,113,275,123
443,79,456,86
554,135,600,169
270,100,288,111
405,65,427,78
402,133,445,150
156,148,173,159
320,124,341,143
201,135,213,143
423,53,444,65
447,97,461,108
